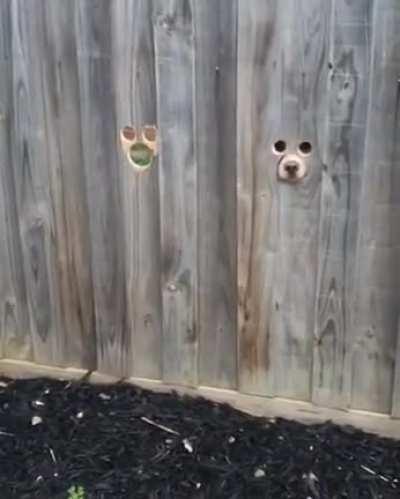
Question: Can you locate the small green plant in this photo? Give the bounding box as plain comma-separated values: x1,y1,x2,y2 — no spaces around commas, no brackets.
67,485,86,499
129,142,153,167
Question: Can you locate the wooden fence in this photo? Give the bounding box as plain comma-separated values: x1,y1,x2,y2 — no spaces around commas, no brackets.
1,0,400,417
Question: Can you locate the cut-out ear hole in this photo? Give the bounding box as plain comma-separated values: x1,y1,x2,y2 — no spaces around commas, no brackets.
142,125,157,142
121,126,136,141
141,125,158,155
272,140,287,154
298,141,312,156
129,143,153,169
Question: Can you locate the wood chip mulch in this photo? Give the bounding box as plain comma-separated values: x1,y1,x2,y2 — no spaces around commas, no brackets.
0,377,399,498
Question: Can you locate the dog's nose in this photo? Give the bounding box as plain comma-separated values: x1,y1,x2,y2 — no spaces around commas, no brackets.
277,153,307,182
284,162,299,177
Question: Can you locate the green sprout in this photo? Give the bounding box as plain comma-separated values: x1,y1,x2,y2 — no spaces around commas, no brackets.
129,142,153,168
67,485,86,499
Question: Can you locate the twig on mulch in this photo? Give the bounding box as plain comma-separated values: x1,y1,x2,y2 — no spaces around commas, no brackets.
140,416,180,435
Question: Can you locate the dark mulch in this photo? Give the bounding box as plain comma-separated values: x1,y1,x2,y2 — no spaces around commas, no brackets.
0,377,399,498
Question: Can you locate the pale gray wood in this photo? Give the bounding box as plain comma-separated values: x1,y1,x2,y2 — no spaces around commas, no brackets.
112,0,162,379
393,326,400,417
237,0,279,395
3,0,400,412
0,0,11,62
0,95,10,357
34,0,97,369
352,0,400,413
237,0,329,399
76,0,128,376
154,0,198,385
270,0,330,400
312,0,373,408
0,0,31,360
194,0,237,389
10,0,65,365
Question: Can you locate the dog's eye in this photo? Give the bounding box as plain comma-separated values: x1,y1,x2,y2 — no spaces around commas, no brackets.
272,140,287,155
298,141,312,156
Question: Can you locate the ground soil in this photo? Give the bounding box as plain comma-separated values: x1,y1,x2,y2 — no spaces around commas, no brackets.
0,377,399,498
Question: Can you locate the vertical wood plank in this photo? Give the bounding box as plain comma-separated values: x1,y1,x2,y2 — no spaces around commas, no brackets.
393,329,400,417
39,0,96,369
112,0,162,379
352,0,400,413
11,0,65,365
76,0,128,376
312,0,373,408
194,0,238,389
154,0,198,385
0,0,31,360
237,0,330,398
270,0,330,400
237,0,279,395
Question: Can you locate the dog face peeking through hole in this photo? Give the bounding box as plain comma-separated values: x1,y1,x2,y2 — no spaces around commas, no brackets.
277,153,308,183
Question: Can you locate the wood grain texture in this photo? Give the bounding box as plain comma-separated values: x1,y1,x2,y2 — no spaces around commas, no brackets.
237,0,279,395
194,0,238,389
312,0,373,408
352,0,400,413
2,0,400,415
76,0,128,376
39,0,96,369
237,0,329,399
270,0,329,400
393,329,400,417
154,0,198,386
112,0,162,379
0,0,31,360
11,0,65,365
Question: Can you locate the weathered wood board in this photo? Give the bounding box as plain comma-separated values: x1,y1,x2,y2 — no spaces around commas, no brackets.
153,0,198,386
0,0,31,360
237,0,329,399
194,0,238,389
0,0,398,415
76,1,127,376
10,0,66,365
313,0,373,409
111,0,162,379
351,0,400,413
393,331,400,417
269,0,330,400
41,0,97,369
237,0,279,395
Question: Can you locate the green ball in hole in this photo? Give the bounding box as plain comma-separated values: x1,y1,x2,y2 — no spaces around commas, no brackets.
129,142,153,167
